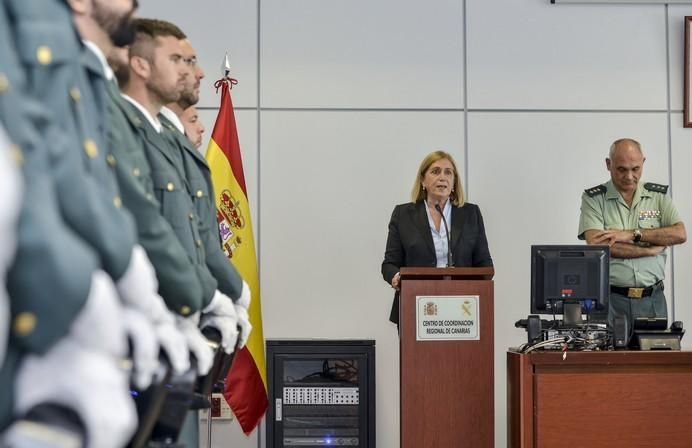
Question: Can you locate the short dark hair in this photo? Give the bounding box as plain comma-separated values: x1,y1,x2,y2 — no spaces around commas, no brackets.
129,18,186,61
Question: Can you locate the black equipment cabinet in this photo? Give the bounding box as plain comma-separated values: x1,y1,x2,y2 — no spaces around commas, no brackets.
266,339,376,448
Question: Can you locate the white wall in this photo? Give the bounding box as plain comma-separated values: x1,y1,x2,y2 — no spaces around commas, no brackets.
139,1,692,447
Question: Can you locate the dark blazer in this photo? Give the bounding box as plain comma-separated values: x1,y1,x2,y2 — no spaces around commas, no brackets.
381,200,493,324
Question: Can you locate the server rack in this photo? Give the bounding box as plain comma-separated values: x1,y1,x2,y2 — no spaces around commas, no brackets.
266,339,375,448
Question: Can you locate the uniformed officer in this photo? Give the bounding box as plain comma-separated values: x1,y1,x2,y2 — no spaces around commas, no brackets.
4,0,194,390
578,138,687,327
154,24,252,448
72,0,214,374
159,30,252,348
117,18,242,355
180,105,205,149
0,1,135,445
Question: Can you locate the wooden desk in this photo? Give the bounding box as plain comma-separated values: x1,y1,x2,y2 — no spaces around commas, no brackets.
507,350,692,448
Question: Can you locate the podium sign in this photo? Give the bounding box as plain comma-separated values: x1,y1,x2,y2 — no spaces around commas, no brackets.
416,295,480,341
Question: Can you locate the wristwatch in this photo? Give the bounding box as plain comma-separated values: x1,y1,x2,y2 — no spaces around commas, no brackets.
633,228,642,243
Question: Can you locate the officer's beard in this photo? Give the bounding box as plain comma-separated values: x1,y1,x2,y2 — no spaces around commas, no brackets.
107,49,130,88
93,1,137,47
178,88,199,110
110,18,137,47
148,75,182,106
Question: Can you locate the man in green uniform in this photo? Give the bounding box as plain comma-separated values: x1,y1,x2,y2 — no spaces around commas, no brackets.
159,30,252,348
578,138,687,327
117,18,243,354
153,23,252,447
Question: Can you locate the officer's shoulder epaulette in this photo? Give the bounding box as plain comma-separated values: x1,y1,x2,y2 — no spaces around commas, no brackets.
584,184,607,197
644,182,668,194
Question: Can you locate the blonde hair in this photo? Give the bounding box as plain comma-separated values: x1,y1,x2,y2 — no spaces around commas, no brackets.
410,150,464,206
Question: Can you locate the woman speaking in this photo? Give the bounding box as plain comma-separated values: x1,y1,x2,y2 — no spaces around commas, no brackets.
381,150,493,324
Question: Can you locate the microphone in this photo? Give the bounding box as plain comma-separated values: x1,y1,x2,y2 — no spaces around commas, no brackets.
434,203,454,267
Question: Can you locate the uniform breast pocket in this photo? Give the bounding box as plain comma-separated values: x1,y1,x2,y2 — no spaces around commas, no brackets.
638,218,661,229
15,21,77,97
151,171,186,228
188,179,211,217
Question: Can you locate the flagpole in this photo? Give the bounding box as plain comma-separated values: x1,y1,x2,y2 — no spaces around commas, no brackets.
207,51,268,438
205,53,234,448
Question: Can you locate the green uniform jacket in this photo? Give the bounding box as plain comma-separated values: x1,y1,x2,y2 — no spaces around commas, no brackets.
120,100,218,309
6,0,137,280
160,115,243,301
0,0,97,429
104,78,205,316
578,180,682,287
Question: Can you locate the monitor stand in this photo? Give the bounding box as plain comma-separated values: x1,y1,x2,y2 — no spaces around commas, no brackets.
563,302,583,326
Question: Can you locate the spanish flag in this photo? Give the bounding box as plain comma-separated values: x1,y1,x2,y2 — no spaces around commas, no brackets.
206,76,267,434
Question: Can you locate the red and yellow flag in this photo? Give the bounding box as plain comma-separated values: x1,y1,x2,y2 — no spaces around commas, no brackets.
206,77,267,434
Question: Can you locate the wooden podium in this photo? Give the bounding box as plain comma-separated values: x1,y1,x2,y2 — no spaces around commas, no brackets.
399,267,495,448
507,350,692,448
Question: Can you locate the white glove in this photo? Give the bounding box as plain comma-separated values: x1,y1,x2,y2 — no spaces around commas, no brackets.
234,304,252,349
176,315,214,375
117,245,192,374
14,337,137,448
70,270,128,358
200,290,239,354
0,125,22,368
122,308,160,390
234,281,252,348
116,245,161,316
154,315,190,375
237,280,251,309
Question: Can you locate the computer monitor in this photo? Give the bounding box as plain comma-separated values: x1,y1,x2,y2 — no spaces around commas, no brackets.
530,245,609,324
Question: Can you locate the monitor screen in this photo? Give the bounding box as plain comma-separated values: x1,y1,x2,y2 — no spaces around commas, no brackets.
530,245,610,315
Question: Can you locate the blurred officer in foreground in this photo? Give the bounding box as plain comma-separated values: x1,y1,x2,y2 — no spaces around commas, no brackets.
0,1,134,445
0,124,22,373
6,0,192,395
